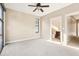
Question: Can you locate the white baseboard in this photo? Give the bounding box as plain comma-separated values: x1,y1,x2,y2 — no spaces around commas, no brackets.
6,36,40,44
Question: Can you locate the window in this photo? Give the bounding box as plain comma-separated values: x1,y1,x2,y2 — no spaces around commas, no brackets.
35,18,40,33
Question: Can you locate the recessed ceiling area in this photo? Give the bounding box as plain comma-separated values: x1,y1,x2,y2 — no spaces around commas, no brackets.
5,3,72,16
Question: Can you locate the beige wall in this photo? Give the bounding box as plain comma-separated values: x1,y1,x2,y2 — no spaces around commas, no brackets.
40,17,50,40
5,9,40,43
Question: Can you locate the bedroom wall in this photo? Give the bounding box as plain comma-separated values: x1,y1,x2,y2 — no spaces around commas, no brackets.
40,17,50,40
5,8,40,43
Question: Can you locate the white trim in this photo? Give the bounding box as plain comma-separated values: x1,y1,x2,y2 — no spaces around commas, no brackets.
63,15,68,45
65,11,79,45
4,12,6,46
66,11,79,17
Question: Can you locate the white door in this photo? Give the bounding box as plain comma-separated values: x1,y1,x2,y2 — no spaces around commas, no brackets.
0,4,4,52
0,20,2,51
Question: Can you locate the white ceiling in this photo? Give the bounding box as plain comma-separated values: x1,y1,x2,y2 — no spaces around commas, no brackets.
5,3,72,16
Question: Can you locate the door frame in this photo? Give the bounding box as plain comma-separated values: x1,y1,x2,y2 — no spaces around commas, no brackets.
50,16,63,44
65,11,79,45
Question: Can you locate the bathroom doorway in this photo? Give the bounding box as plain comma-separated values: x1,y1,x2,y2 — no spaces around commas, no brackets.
50,16,62,43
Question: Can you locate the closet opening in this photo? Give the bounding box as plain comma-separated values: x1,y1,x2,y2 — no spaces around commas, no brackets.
67,14,79,48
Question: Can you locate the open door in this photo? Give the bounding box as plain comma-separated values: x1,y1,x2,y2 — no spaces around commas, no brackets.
0,3,5,52
0,19,3,52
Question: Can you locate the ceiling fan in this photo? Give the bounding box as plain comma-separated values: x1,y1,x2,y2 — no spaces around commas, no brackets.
28,3,49,12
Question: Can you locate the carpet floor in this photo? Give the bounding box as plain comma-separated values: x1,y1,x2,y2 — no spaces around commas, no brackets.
1,39,79,56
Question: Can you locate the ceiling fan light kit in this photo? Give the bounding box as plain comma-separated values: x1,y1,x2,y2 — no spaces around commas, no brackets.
28,3,49,12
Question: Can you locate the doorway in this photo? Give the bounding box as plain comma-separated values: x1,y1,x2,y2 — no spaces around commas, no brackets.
0,3,5,52
50,16,62,43
67,13,79,48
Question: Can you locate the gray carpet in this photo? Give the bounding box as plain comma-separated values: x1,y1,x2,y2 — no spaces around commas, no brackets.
1,39,79,56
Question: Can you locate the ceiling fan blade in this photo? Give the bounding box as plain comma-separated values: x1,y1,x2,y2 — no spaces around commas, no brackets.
40,9,44,12
33,8,38,12
40,5,49,7
28,5,36,7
